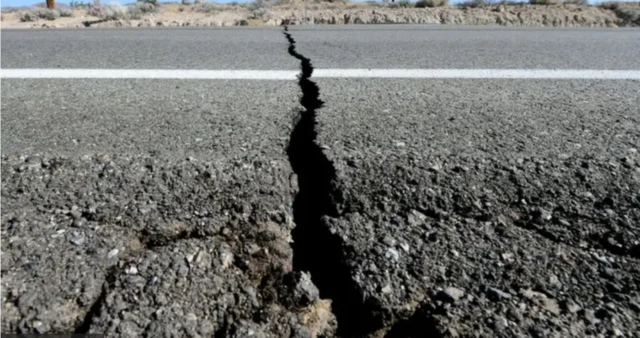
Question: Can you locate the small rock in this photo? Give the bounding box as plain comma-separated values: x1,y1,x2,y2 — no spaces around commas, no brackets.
147,276,159,286
394,141,406,148
220,249,233,269
185,313,197,321
70,236,85,246
501,252,514,262
293,272,319,306
177,264,189,277
438,287,465,302
492,315,508,331
399,242,410,253
487,287,512,301
382,235,396,247
185,252,196,263
381,284,393,294
194,250,212,268
385,248,400,261
107,248,119,259
50,229,66,239
532,207,552,223
125,266,138,275
522,288,547,300
155,293,167,305
429,164,442,172
542,298,560,315
583,309,601,325
407,209,427,226
564,299,581,313
507,305,523,322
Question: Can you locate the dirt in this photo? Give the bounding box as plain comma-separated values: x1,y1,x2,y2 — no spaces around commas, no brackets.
1,3,636,28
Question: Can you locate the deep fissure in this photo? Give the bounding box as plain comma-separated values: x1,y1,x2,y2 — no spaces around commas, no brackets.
283,26,380,337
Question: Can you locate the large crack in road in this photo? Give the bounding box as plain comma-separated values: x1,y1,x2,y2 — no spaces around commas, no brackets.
284,26,389,337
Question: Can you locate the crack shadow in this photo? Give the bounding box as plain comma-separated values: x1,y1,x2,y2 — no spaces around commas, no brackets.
74,265,118,334
283,26,380,337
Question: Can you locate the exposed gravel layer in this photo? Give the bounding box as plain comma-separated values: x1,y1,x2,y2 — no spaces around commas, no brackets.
0,154,332,336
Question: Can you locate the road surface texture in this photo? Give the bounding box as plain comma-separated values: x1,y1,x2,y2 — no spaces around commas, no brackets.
2,26,640,338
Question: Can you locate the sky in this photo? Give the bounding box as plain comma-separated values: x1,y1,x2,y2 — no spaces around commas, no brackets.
0,0,632,8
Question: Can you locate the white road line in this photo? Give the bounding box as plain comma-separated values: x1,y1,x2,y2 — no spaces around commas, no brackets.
313,69,640,79
0,69,300,80
2,68,640,80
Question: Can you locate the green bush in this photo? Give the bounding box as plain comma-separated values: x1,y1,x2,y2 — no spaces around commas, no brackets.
415,0,449,7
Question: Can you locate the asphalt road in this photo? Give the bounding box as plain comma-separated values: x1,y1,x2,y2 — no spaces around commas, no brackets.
2,26,640,338
3,26,640,70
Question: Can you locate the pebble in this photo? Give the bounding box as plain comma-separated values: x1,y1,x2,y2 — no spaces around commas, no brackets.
439,287,465,302
542,298,561,315
294,272,319,305
125,266,138,275
70,236,85,246
533,207,552,223
565,300,582,313
407,209,427,226
429,164,442,172
492,314,508,331
385,248,400,261
487,287,512,301
107,248,119,259
50,229,66,239
220,249,233,269
583,309,601,325
382,235,397,247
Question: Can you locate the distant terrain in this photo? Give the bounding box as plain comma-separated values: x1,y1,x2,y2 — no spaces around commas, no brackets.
1,0,639,28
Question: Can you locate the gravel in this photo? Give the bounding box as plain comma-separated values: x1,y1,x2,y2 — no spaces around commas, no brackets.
2,29,640,338
311,78,640,337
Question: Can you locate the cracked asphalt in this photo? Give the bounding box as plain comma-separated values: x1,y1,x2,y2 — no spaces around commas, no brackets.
2,26,640,338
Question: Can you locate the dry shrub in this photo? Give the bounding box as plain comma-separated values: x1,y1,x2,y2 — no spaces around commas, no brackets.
529,0,560,4
19,8,60,21
127,1,158,19
614,5,640,25
599,1,622,10
415,0,449,7
459,0,488,8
